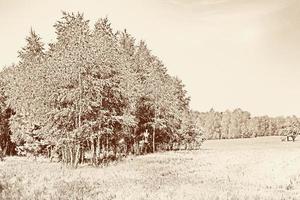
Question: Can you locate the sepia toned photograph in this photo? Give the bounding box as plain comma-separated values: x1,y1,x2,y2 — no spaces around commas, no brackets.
0,0,300,199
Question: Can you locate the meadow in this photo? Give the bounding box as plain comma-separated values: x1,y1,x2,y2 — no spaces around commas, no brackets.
1,136,300,200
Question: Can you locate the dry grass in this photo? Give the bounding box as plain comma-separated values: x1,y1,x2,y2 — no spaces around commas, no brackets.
1,136,300,200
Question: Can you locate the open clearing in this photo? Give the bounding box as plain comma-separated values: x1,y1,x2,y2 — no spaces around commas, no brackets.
1,136,300,200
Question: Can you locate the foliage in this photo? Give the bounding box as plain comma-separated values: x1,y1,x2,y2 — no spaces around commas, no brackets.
198,108,300,139
0,12,201,166
0,69,16,156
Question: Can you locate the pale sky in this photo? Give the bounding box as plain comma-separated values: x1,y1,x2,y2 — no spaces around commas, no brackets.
1,0,300,117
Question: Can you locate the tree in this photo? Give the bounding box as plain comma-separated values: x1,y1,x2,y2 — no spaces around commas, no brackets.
220,110,231,139
1,12,199,166
5,29,45,155
203,108,221,139
0,69,16,156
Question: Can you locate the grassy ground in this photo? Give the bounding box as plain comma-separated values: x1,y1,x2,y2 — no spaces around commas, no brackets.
1,136,300,200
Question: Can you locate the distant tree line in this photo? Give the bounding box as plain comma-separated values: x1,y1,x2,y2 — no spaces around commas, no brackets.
0,12,203,167
197,108,300,139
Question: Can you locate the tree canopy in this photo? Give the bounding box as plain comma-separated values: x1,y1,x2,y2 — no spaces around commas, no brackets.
0,12,202,166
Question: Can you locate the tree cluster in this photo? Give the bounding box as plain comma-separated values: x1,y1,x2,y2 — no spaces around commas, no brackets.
0,12,202,166
197,108,300,139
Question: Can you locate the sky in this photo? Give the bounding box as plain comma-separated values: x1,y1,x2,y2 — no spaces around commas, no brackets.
0,0,300,117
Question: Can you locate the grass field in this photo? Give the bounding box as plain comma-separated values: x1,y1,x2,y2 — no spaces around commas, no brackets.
1,136,300,200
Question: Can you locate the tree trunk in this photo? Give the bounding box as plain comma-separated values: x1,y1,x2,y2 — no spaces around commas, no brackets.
91,137,95,165
74,144,80,168
69,146,73,166
106,135,109,156
153,125,156,153
96,136,101,165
